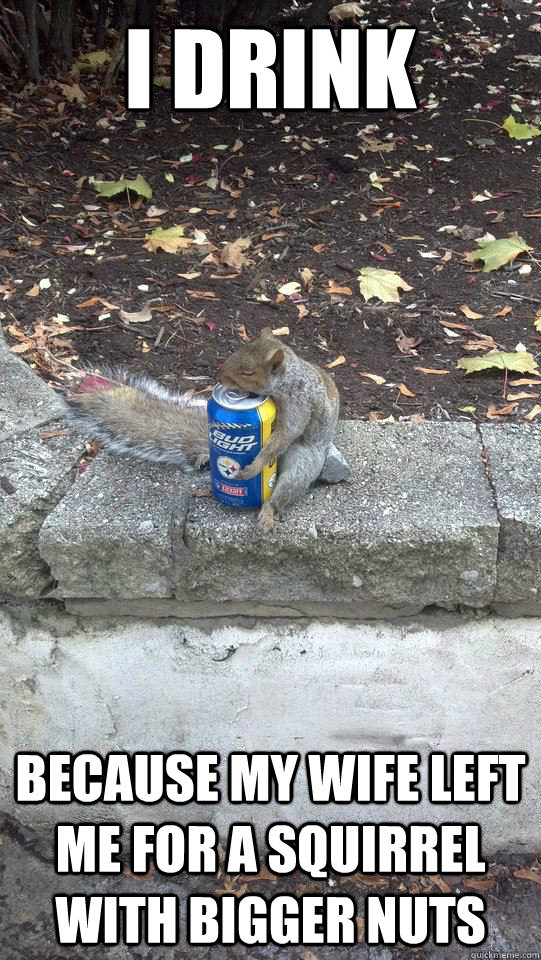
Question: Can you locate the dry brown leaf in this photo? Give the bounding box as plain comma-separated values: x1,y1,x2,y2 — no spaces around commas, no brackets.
507,392,539,401
513,868,541,883
396,329,422,356
232,138,243,152
397,383,416,397
326,355,346,368
415,367,450,375
313,243,326,253
76,296,119,310
487,402,518,419
272,326,289,336
509,378,541,387
440,321,470,331
430,875,452,894
10,342,32,353
494,305,512,317
26,283,40,297
236,324,250,342
296,304,308,318
360,372,386,385
463,877,495,891
221,236,251,271
460,305,484,320
325,282,352,295
524,405,541,421
300,267,314,291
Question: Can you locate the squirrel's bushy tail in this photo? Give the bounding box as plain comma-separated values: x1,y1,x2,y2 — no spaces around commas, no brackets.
65,371,209,471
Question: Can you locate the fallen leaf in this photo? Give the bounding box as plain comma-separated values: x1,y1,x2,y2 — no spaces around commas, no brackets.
94,174,152,200
513,867,541,883
326,355,346,368
272,326,290,336
358,267,412,303
524,405,541,421
463,878,495,891
396,329,422,356
360,372,386,385
221,237,251,271
510,378,541,387
465,233,532,273
458,351,539,376
144,225,192,253
494,306,512,317
296,304,308,318
460,305,484,320
397,383,416,397
58,82,86,103
232,138,243,152
26,283,40,297
300,267,314,291
76,296,119,310
507,392,539,401
326,282,353,295
278,281,301,295
415,367,450,375
502,115,541,140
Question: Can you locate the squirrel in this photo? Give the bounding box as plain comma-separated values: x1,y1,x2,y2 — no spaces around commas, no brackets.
65,330,340,533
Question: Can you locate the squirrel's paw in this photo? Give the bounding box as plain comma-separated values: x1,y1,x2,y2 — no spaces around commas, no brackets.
257,503,275,534
239,461,260,481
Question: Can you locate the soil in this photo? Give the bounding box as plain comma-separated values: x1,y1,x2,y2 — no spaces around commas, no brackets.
1,819,541,960
1,0,541,421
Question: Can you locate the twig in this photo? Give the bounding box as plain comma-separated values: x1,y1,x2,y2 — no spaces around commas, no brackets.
487,290,541,306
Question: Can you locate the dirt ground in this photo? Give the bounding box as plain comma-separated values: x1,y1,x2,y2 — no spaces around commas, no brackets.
1,819,541,960
0,0,541,420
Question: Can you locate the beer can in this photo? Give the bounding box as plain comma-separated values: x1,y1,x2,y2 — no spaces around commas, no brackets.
207,385,277,508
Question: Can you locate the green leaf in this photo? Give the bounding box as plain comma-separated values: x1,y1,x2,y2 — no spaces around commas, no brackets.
358,268,412,303
465,232,532,272
502,114,541,140
458,351,539,376
93,175,152,200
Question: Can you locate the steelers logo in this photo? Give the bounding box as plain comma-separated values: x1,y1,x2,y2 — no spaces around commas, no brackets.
217,456,241,480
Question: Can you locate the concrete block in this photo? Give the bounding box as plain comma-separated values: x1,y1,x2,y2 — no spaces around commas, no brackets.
481,424,541,604
180,422,499,608
39,454,189,599
0,330,63,441
0,427,83,598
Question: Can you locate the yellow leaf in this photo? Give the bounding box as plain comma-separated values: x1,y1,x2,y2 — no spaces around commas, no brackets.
459,304,484,320
397,383,416,397
358,267,412,303
144,226,192,254
326,355,346,368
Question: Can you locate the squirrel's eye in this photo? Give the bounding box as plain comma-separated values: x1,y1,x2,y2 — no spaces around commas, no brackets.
241,370,254,376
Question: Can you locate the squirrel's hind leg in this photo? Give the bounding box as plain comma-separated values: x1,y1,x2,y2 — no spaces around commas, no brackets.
261,443,327,526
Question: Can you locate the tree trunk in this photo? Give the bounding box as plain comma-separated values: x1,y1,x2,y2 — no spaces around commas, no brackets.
49,0,75,66
21,0,40,81
96,0,109,46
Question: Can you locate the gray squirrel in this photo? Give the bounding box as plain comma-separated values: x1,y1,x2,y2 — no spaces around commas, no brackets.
66,330,341,533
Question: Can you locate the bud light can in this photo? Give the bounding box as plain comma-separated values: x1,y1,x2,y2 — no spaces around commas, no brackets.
208,385,277,508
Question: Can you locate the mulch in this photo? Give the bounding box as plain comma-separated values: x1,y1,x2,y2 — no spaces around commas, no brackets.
0,0,541,421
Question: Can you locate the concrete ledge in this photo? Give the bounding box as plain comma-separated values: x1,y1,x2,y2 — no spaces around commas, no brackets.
1,338,541,614
1,605,539,851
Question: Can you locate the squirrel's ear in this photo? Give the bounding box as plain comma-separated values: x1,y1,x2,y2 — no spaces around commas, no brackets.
268,347,285,372
261,326,273,336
